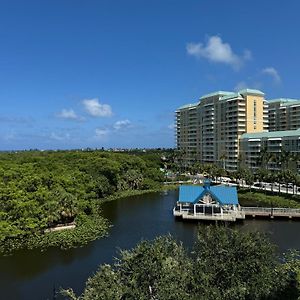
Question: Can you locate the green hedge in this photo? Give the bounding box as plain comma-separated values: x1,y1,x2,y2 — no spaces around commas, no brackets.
238,190,300,208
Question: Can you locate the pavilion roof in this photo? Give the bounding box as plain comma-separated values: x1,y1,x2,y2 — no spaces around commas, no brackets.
178,185,239,205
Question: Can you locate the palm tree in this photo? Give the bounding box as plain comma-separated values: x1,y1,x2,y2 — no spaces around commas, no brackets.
190,150,198,166
276,172,283,194
279,149,290,170
192,162,203,175
211,165,226,183
173,149,185,173
256,168,268,192
290,171,297,195
287,152,299,173
295,175,300,195
267,152,277,172
220,153,227,171
125,170,143,190
267,172,274,193
258,146,268,169
279,169,294,194
234,168,243,187
243,167,254,191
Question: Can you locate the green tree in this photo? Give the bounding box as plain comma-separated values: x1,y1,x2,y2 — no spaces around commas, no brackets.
0,150,166,254
62,236,192,300
62,227,298,300
192,226,287,300
243,167,254,191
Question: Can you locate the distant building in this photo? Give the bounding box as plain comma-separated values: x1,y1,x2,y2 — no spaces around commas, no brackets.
240,128,300,172
176,90,300,172
268,98,300,131
176,89,268,171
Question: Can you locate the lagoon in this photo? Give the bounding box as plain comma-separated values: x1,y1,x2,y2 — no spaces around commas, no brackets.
0,189,300,300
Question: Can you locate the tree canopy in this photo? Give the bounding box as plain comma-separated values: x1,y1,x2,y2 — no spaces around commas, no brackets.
62,226,300,300
0,150,165,253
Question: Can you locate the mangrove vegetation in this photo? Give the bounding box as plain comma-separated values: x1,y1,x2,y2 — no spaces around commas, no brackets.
0,150,165,254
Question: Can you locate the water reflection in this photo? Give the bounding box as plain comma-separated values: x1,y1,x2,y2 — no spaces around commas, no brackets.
0,241,95,280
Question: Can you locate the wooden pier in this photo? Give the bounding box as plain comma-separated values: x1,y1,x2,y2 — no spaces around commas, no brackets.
173,206,300,221
174,183,300,222
241,207,300,219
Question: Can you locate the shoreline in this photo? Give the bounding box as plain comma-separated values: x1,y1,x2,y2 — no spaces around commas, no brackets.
100,184,178,203
2,185,298,256
0,185,177,256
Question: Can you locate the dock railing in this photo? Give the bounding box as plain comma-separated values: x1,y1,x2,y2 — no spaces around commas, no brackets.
241,207,300,218
174,205,300,220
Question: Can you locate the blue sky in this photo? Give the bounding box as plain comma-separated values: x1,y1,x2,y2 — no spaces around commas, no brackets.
1,0,300,150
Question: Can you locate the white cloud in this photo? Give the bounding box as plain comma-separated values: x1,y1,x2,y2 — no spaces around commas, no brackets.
168,123,175,130
234,81,263,92
113,119,131,130
0,116,34,124
56,109,83,121
243,49,252,60
234,81,248,92
82,98,113,117
186,35,251,70
50,132,70,141
262,67,281,83
95,128,109,139
3,130,16,141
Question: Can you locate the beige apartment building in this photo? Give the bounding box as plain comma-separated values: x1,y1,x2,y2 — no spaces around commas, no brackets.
240,129,300,172
268,99,300,131
240,98,300,172
176,89,268,171
176,89,300,172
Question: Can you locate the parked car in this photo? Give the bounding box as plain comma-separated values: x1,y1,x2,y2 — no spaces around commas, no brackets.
220,177,231,183
281,183,293,189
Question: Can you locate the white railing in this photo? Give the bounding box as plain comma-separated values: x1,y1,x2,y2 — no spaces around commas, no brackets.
241,207,300,215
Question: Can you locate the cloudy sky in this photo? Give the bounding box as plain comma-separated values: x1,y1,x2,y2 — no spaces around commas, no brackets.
0,0,299,150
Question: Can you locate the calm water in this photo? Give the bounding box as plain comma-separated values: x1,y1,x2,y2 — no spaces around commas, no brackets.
0,190,300,300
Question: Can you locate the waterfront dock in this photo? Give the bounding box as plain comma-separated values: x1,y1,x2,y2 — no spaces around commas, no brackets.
173,206,300,221
241,207,300,219
174,182,300,222
173,207,245,221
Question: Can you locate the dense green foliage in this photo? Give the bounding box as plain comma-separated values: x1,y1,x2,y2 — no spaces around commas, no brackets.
0,150,165,254
62,226,300,300
1,215,109,253
239,190,300,208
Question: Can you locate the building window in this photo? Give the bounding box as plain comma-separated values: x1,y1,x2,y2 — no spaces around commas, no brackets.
253,100,257,129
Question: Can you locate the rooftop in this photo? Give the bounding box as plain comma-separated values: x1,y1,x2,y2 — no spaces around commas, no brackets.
200,91,234,100
177,102,199,110
178,184,239,205
241,128,300,139
220,92,241,101
177,89,266,110
238,89,265,96
268,98,298,102
268,98,300,106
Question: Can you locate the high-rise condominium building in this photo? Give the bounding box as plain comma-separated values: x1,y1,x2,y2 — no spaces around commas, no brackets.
176,89,268,171
240,129,300,172
239,98,300,173
268,99,300,131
